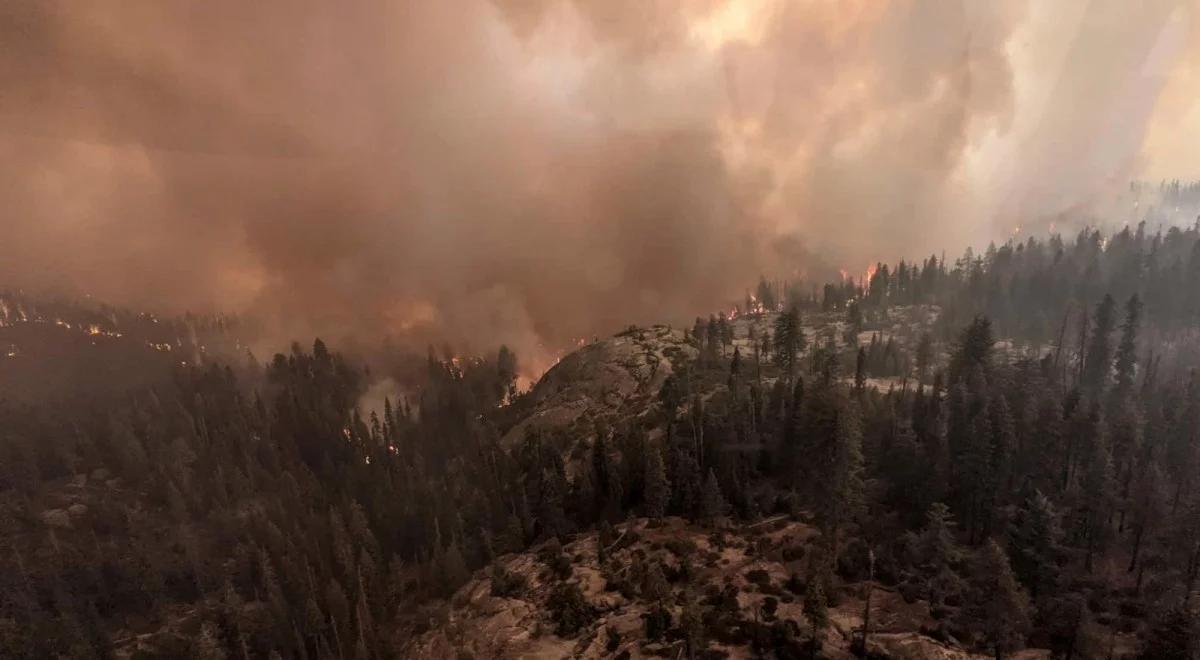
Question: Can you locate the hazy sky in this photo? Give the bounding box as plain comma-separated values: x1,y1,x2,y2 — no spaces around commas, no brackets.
1,0,1196,367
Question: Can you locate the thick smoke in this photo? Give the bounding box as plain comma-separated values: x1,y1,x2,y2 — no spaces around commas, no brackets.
0,1,1195,372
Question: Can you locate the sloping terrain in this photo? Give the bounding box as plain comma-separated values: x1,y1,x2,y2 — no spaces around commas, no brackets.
407,517,1046,659
498,325,697,447
496,305,942,456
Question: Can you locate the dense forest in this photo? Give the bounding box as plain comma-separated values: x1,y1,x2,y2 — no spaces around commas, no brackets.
4,220,1200,659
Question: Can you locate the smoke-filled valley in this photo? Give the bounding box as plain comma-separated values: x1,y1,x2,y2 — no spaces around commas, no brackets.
6,2,1200,659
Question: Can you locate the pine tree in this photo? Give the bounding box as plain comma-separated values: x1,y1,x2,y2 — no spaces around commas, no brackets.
920,503,961,575
325,578,351,659
803,575,828,660
1166,373,1200,512
854,346,867,393
440,540,469,595
884,421,931,521
537,462,569,540
1008,490,1062,598
918,503,964,611
952,391,996,543
1078,417,1115,572
780,376,807,475
489,563,526,599
728,347,742,391
547,582,594,637
1028,395,1066,493
643,445,671,519
799,385,863,563
721,314,734,352
641,561,671,603
681,592,705,660
591,431,614,519
949,317,993,384
1082,294,1117,394
847,301,863,339
1127,463,1166,574
698,469,727,526
354,566,375,657
497,345,518,392
707,315,721,362
1114,294,1142,397
691,317,708,365
668,438,701,517
960,540,1031,659
989,396,1017,509
304,597,325,640
773,305,804,377
757,277,776,312
916,333,934,385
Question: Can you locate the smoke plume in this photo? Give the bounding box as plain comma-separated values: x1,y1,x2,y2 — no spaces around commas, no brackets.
1,1,1195,371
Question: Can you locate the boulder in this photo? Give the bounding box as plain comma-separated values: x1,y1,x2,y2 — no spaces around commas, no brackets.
67,503,89,517
90,467,112,481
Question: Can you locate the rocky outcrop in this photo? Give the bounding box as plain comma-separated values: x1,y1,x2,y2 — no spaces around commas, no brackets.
500,325,697,448
406,517,1026,659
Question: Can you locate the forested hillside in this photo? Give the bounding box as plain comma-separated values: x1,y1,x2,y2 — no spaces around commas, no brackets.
3,222,1200,659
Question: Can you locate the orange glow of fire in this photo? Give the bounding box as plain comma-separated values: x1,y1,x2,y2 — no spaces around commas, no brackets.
745,293,768,315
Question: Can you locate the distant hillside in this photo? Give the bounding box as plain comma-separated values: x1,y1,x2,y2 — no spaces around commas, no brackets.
0,291,248,401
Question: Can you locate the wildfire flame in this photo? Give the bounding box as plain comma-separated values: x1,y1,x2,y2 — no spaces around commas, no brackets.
744,293,768,315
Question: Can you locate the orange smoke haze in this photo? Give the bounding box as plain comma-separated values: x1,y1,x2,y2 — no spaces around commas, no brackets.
0,1,1195,370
